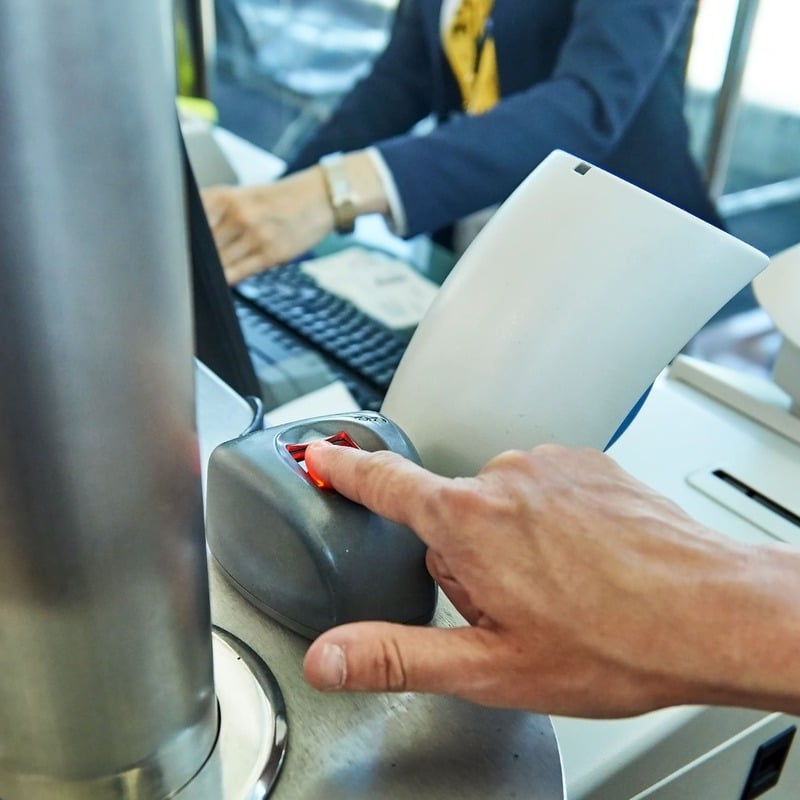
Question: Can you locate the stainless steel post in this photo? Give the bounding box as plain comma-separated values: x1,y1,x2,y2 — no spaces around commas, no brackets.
703,0,761,200
0,2,218,799
174,0,217,98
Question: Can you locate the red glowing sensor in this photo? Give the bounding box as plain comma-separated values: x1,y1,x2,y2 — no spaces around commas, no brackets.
286,431,361,487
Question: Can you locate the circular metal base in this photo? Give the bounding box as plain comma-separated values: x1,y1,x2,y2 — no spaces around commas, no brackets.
175,627,288,799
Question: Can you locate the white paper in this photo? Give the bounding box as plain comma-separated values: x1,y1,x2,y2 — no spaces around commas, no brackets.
300,247,439,330
264,380,360,427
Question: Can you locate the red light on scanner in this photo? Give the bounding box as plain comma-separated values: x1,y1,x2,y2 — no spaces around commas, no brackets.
286,431,360,488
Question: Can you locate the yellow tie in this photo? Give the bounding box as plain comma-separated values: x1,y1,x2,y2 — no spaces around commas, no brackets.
442,0,499,115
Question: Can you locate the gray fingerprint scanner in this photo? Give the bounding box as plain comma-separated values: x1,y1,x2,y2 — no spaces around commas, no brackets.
206,412,437,638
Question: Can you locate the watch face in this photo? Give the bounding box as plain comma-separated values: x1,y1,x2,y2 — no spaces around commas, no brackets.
320,155,357,233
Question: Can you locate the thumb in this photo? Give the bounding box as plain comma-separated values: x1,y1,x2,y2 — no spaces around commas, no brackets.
303,621,497,697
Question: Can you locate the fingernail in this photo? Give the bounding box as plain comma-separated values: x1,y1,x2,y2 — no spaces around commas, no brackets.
317,643,346,690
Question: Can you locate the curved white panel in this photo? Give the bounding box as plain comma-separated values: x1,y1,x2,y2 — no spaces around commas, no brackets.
382,151,768,477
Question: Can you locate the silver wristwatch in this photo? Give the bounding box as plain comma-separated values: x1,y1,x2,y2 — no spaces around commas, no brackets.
319,153,357,234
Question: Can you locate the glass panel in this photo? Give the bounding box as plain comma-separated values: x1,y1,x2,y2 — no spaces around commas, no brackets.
686,0,800,197
213,0,398,159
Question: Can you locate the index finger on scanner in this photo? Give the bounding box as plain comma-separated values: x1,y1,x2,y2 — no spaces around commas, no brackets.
304,440,453,548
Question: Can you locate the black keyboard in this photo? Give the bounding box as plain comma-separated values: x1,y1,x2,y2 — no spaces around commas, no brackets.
233,262,413,410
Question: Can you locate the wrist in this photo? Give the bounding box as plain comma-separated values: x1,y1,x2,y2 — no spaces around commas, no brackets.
318,151,389,234
664,541,800,713
719,543,800,711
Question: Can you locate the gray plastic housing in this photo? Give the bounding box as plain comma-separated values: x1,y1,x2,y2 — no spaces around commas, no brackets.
206,412,437,638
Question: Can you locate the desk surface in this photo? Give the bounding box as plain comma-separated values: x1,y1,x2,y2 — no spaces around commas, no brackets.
211,566,563,799
197,362,564,800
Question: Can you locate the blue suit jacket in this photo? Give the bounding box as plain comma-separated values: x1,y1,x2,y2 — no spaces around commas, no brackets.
288,0,720,237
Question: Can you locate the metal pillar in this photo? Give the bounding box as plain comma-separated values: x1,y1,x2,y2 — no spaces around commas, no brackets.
174,0,217,98
0,2,218,798
704,0,762,200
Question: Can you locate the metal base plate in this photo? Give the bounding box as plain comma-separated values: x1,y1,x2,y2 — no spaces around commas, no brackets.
175,627,288,799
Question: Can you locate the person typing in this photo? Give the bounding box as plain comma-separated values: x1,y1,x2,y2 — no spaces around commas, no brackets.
203,0,721,284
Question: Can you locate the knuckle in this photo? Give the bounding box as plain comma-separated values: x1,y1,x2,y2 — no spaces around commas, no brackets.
530,443,572,466
374,638,409,692
360,449,404,486
427,478,482,525
243,227,270,258
368,449,405,469
220,193,241,217
489,447,532,471
252,232,271,257
534,442,568,455
230,201,258,230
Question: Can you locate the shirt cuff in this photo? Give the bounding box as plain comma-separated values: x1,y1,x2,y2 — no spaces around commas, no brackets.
366,147,408,237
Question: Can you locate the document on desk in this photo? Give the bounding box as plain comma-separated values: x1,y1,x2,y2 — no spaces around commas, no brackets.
264,380,360,427
300,247,439,331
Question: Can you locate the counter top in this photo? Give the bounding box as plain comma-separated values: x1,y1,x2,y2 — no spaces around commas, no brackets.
210,561,564,799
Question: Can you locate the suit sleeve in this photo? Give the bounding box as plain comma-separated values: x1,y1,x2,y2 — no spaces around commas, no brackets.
287,0,435,171
377,0,698,237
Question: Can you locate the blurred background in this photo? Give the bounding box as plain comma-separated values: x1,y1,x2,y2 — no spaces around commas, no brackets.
176,0,800,374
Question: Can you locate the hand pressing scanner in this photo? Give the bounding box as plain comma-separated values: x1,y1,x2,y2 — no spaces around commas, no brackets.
206,412,437,638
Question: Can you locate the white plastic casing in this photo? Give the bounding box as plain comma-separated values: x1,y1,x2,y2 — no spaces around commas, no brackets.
381,151,769,477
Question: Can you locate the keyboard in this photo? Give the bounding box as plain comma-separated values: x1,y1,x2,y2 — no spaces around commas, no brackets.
233,262,414,410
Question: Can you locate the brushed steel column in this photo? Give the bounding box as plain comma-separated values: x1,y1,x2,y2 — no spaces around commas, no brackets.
0,2,217,798
703,0,761,200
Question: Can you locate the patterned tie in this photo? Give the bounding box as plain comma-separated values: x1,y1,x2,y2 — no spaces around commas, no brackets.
442,0,499,114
